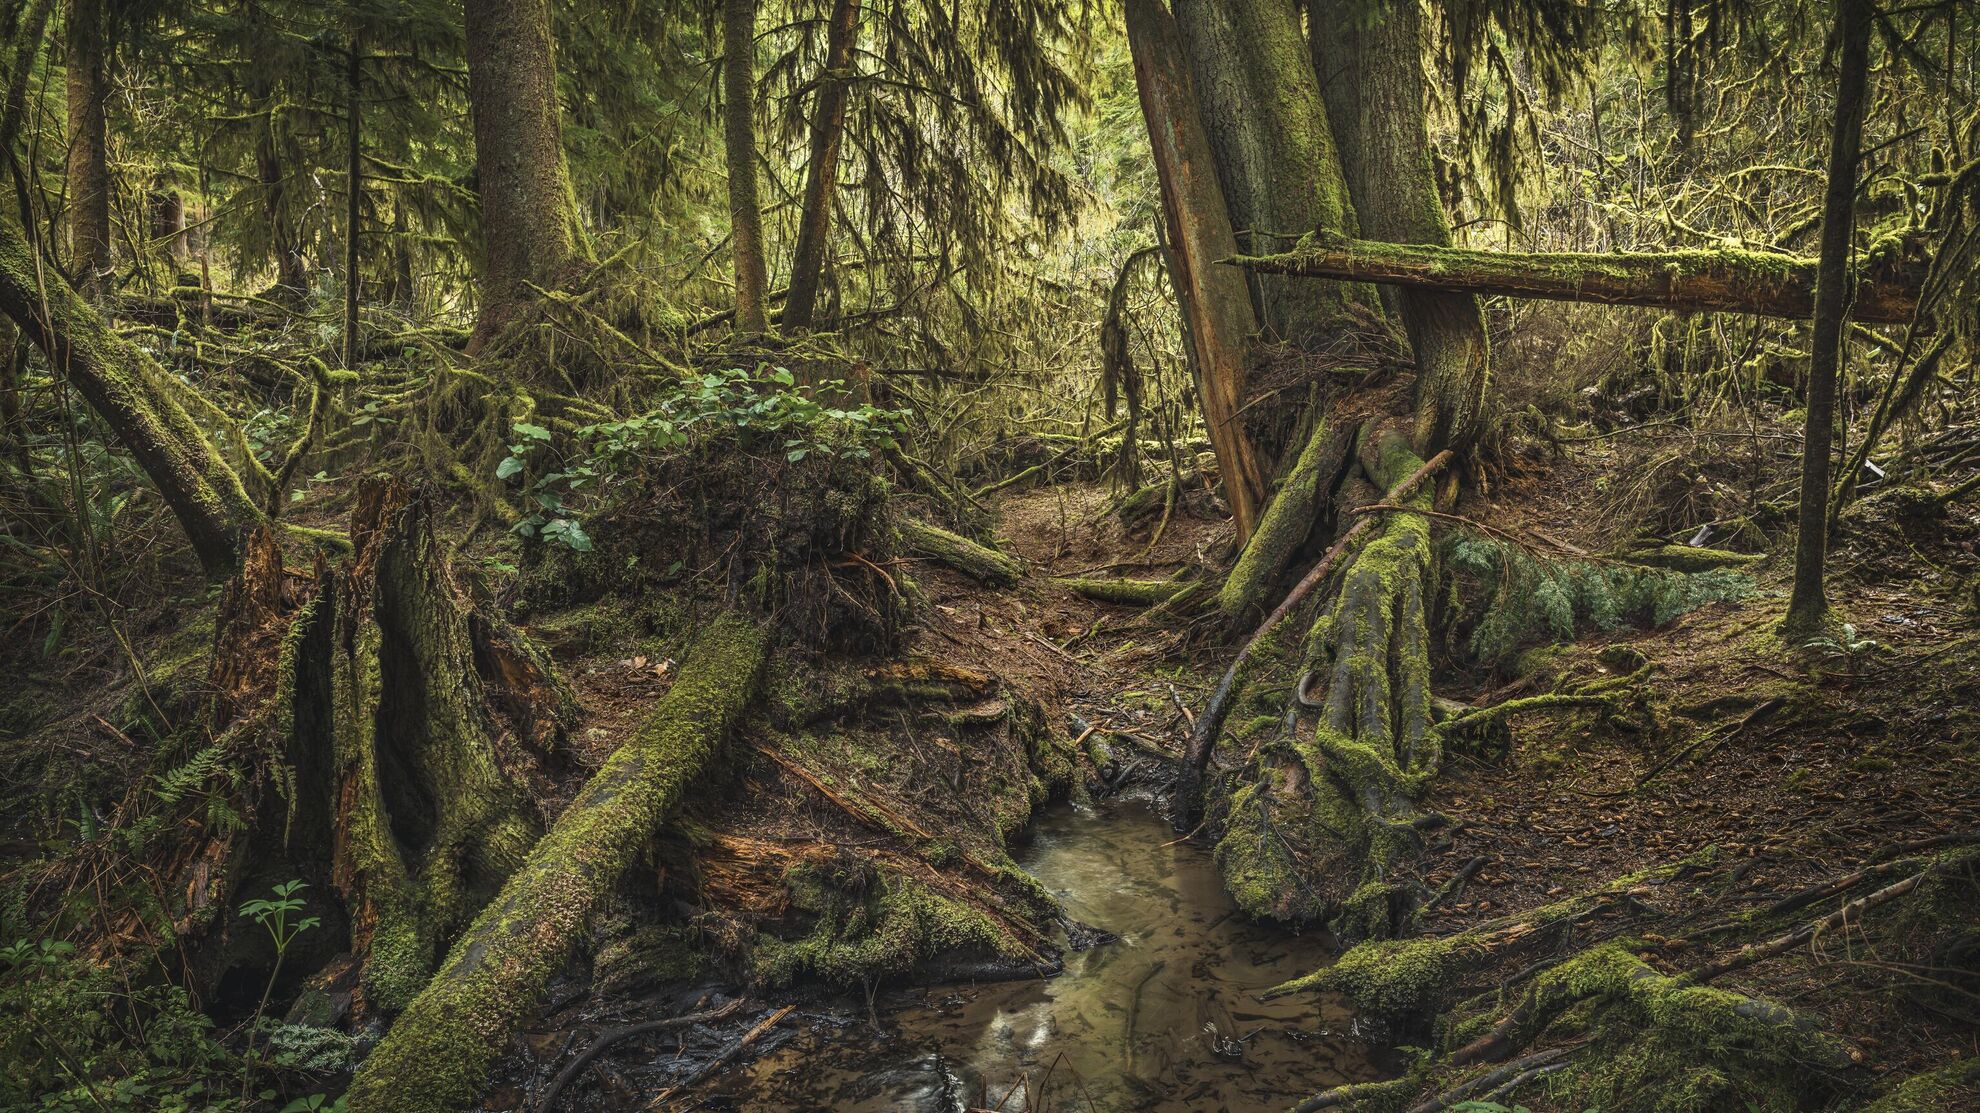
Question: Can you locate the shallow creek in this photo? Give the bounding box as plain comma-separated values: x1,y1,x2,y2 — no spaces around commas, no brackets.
716,798,1392,1111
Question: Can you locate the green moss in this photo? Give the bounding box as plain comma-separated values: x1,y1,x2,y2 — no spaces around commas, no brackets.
752,866,1029,989
1056,576,1188,606
1859,1058,1980,1112
343,615,766,1113
898,518,1022,586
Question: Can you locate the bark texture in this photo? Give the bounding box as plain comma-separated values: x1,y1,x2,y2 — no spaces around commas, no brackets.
780,0,858,334
1171,0,1359,348
722,0,770,334
344,614,766,1113
0,214,260,575
1784,0,1873,639
463,0,579,348
1233,237,1922,324
1126,0,1265,540
328,481,543,1014
63,0,111,296
1312,0,1489,453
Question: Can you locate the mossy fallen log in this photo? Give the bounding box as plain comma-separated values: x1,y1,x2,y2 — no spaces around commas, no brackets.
1231,235,1924,323
898,518,1022,586
344,614,767,1113
1054,575,1188,606
1620,543,1767,572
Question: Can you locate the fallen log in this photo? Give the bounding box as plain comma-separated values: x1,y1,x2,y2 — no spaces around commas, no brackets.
899,518,1023,586
344,614,768,1113
1230,237,1924,324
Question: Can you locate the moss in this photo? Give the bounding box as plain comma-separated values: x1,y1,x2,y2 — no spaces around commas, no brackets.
898,518,1022,586
1220,416,1340,622
751,867,1030,989
343,614,766,1113
1859,1058,1980,1112
1055,576,1188,606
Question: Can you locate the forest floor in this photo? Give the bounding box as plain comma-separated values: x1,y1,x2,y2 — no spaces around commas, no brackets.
2,421,1975,1111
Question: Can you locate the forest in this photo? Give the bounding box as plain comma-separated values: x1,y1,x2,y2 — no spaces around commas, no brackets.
0,0,1976,1110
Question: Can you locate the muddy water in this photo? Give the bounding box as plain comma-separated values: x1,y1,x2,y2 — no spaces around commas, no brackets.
719,798,1390,1112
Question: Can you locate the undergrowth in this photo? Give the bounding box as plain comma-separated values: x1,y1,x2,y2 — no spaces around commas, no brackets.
1445,537,1754,666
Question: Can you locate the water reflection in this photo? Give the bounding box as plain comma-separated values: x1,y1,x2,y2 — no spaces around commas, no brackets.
717,798,1389,1112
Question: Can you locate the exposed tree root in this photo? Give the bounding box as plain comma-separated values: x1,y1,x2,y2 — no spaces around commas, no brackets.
1202,430,1451,936
344,614,766,1113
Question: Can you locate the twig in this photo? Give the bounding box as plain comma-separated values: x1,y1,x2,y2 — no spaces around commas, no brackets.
644,1004,795,1110
537,1001,742,1113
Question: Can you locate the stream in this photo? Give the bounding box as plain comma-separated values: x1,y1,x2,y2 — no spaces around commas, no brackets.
713,797,1392,1111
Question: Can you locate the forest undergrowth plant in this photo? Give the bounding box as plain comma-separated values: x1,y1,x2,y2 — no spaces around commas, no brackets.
238,880,320,1105
497,364,910,550
1444,536,1756,667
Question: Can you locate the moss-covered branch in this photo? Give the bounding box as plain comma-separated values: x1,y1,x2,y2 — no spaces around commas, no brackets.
1231,236,1923,324
0,215,262,575
899,518,1022,586
344,615,767,1113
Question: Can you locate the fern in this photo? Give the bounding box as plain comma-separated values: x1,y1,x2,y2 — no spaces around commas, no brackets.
1446,537,1754,665
150,746,224,806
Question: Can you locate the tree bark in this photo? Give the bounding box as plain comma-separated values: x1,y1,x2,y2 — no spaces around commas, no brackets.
0,214,260,575
1,0,54,154
63,0,110,296
342,33,361,370
1232,237,1921,325
463,0,578,349
780,0,858,334
1312,0,1489,453
1784,0,1873,639
1126,0,1265,541
345,615,766,1113
722,0,770,334
1170,0,1361,349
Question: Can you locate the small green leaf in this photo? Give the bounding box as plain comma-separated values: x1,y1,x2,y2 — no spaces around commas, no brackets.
496,457,523,480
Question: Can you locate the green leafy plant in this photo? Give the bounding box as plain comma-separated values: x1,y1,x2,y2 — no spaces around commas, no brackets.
498,365,912,550
239,881,321,1104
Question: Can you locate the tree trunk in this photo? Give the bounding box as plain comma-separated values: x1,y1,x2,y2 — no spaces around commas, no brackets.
1126,0,1265,542
0,214,261,575
345,614,766,1113
1784,0,1873,639
342,33,361,370
2,0,54,154
1233,236,1921,325
1312,0,1489,453
63,0,111,297
780,0,858,334
328,480,549,1014
722,0,770,334
1170,0,1361,350
255,136,308,295
463,0,578,349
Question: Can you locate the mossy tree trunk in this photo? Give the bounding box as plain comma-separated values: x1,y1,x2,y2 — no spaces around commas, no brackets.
0,213,262,576
1312,0,1489,453
1232,236,1922,325
780,0,858,336
245,1,308,296
463,0,580,351
1125,0,1265,541
1784,0,1874,640
722,0,770,335
1169,0,1362,350
2,0,55,154
328,480,552,1013
63,0,111,296
345,613,766,1113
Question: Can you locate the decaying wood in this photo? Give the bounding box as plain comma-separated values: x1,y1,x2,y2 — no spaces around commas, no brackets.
1232,237,1924,324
